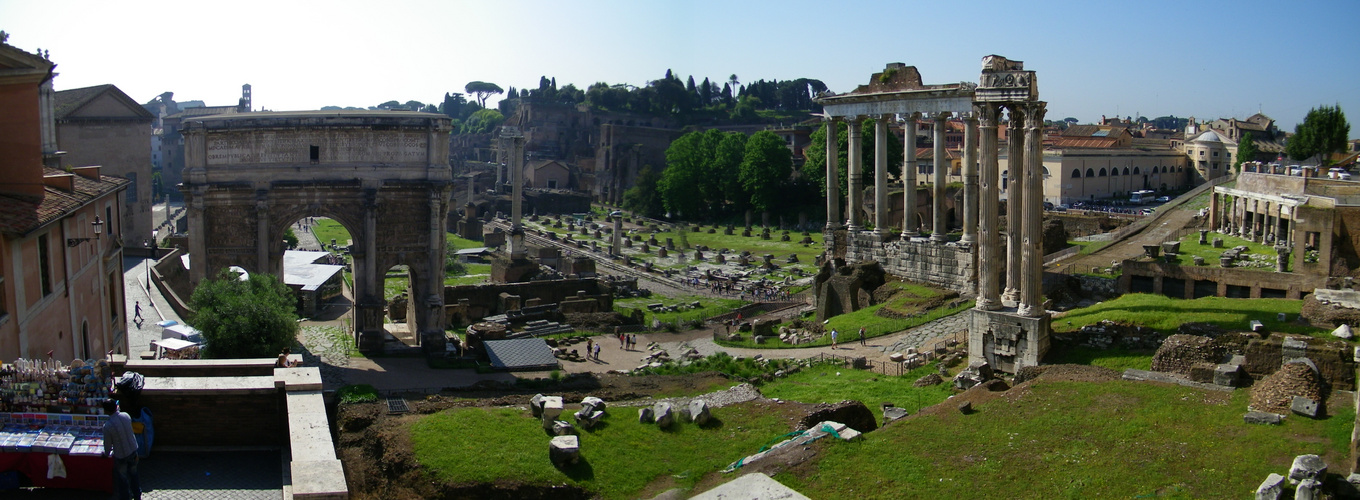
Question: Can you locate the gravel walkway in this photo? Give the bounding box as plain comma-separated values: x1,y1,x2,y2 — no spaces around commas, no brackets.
613,383,764,409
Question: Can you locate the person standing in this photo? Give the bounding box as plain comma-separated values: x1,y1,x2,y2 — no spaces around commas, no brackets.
586,338,593,359
102,399,141,500
830,329,839,350
858,326,867,346
593,343,601,361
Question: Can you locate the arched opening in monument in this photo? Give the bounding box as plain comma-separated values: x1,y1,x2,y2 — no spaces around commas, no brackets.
379,263,417,344
276,215,356,322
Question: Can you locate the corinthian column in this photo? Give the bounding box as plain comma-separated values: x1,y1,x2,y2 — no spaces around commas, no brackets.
847,118,863,230
962,113,979,245
902,113,919,237
931,112,950,242
1002,106,1025,306
1018,101,1047,317
874,116,889,235
977,105,1001,310
825,118,840,230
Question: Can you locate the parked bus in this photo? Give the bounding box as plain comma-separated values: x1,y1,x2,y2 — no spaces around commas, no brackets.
1130,190,1156,204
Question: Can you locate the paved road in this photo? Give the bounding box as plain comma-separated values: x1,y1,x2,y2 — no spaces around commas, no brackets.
122,256,183,356
1058,207,1200,274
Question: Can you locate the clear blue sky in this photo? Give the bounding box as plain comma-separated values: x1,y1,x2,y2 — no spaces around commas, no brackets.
3,0,1356,135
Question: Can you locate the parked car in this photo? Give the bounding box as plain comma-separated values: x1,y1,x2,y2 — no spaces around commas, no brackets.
1155,196,1171,203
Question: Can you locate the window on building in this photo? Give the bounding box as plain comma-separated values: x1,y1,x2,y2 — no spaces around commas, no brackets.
1199,150,1205,156
1122,167,1130,175
1071,169,1081,179
1133,167,1141,175
1098,168,1107,177
37,234,52,297
1085,168,1095,177
309,145,320,163
125,172,137,202
106,206,114,239
1213,151,1219,157
547,179,558,189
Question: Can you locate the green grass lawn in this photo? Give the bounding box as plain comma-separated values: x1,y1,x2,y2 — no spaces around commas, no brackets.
411,403,797,499
775,379,1354,499
1044,345,1153,371
613,295,747,330
762,363,955,421
311,218,352,248
717,295,973,350
648,227,825,264
1166,231,1289,271
445,263,491,286
1053,293,1326,337
1070,239,1111,256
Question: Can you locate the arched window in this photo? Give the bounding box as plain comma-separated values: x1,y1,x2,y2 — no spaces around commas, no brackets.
1071,169,1081,178
1042,167,1050,176
1122,167,1130,176
1086,168,1095,178
1098,168,1107,177
1133,167,1141,175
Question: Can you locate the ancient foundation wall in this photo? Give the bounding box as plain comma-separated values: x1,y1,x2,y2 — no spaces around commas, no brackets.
838,231,974,293
1120,260,1326,299
444,278,613,325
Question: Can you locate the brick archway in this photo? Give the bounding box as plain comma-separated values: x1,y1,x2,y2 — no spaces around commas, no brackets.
181,111,453,353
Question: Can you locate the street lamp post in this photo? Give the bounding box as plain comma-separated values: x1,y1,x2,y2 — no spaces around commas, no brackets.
146,231,158,292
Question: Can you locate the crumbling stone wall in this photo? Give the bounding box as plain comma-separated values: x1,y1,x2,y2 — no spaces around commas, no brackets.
1242,335,1355,391
443,278,613,326
838,233,974,293
1249,362,1323,414
1151,334,1224,377
1050,320,1166,351
814,260,886,321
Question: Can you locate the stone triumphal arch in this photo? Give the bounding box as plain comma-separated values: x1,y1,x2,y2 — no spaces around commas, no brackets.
180,111,454,352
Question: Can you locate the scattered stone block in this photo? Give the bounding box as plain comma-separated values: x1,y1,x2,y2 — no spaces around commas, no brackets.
581,396,607,413
1255,473,1285,500
1213,237,1224,248
1243,411,1283,425
883,406,909,423
1289,454,1327,483
1333,324,1353,339
654,402,674,428
1192,255,1205,266
549,435,580,466
529,394,546,418
957,401,973,414
889,352,904,362
1249,320,1264,333
552,420,576,436
1296,478,1322,500
689,400,711,425
638,407,654,424
1290,396,1320,418
541,396,564,428
575,410,605,430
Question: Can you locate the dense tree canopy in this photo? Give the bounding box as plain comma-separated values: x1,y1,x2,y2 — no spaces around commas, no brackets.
740,131,793,214
1235,132,1257,171
461,109,505,134
190,270,298,359
1287,104,1350,164
621,165,664,218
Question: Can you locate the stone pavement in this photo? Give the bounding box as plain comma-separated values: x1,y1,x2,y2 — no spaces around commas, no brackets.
11,450,282,499
558,311,971,375
122,256,183,357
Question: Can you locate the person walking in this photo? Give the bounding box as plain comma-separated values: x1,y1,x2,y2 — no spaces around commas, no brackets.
858,326,867,346
102,399,141,500
830,329,839,350
133,301,143,322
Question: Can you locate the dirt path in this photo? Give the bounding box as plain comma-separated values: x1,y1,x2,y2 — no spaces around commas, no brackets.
1059,207,1200,273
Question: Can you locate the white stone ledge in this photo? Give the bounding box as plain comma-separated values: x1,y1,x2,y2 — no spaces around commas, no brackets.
143,375,276,395
290,459,348,500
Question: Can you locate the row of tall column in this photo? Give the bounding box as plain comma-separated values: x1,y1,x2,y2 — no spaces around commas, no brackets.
977,101,1047,317
1210,192,1293,246
823,113,978,244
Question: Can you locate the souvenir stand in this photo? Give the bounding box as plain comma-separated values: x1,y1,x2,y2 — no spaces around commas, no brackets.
0,358,114,492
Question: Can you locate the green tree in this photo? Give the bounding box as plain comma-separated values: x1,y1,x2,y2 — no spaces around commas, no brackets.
659,132,706,218
622,165,664,218
1234,132,1257,171
1287,104,1350,165
802,119,904,198
283,228,299,249
739,130,792,215
464,81,504,107
461,109,504,134
713,131,749,215
190,269,298,359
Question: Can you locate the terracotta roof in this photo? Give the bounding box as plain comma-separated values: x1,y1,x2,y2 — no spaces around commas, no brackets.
0,167,128,237
1052,137,1118,149
54,84,155,121
915,147,957,160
